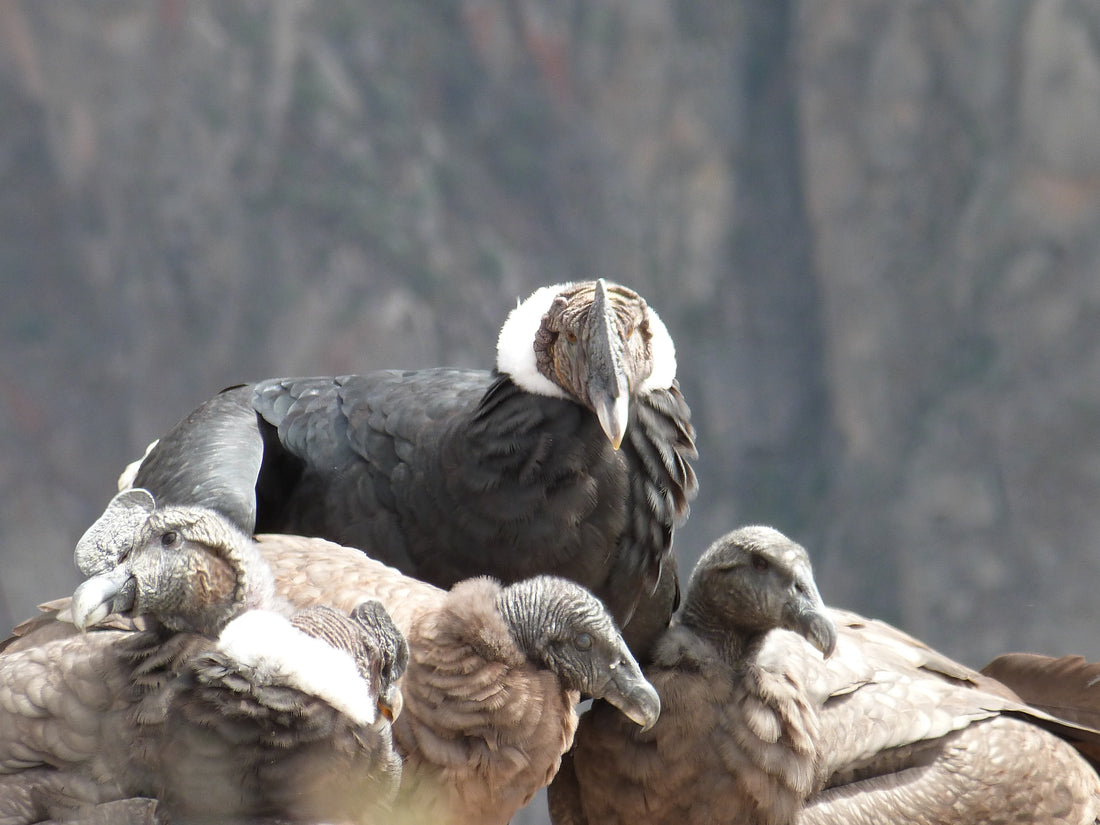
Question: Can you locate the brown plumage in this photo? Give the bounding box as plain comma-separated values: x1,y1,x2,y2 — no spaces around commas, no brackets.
548,525,837,825
0,506,405,825
251,530,661,825
981,652,1100,767
551,525,1100,825
801,615,1100,824
39,797,159,825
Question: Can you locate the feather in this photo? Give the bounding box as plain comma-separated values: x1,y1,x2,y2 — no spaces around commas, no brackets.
253,532,658,825
80,280,697,660
553,526,1100,825
552,526,835,825
0,507,404,825
981,653,1100,730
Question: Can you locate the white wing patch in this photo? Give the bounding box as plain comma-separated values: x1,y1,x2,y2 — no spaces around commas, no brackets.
217,609,378,725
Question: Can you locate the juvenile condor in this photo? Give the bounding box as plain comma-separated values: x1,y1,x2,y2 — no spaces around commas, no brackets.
66,501,660,825
0,506,406,825
250,524,661,825
78,279,697,656
549,526,837,825
550,526,1100,825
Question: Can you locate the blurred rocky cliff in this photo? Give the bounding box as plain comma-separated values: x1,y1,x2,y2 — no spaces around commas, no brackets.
3,0,1100,681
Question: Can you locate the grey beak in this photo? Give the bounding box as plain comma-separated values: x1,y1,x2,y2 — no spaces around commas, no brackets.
783,573,837,658
599,652,661,731
802,609,838,658
587,278,630,450
71,566,134,631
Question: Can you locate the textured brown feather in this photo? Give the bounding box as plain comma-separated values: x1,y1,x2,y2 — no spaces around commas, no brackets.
982,653,1100,730
980,652,1100,768
1,520,404,825
161,621,401,823
256,534,582,825
560,624,820,825
552,526,831,825
258,532,439,635
0,623,192,823
552,526,1100,825
804,616,1100,824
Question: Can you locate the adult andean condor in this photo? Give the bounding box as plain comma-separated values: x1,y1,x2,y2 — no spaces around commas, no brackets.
77,279,697,656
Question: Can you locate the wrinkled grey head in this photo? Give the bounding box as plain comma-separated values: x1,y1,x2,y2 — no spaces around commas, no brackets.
291,600,409,723
74,487,157,577
71,504,275,636
682,526,837,658
351,600,409,722
495,576,661,730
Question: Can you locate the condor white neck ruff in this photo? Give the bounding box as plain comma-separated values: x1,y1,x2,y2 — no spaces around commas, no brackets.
496,282,678,397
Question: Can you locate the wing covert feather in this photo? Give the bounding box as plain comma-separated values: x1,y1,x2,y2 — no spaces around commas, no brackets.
256,533,443,634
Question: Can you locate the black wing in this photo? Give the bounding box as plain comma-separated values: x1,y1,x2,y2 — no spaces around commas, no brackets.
252,370,625,586
253,369,696,651
132,385,263,532
121,368,695,656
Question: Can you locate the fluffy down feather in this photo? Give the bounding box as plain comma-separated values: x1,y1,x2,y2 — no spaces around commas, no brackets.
550,525,836,825
253,531,660,825
552,525,1100,825
0,507,405,825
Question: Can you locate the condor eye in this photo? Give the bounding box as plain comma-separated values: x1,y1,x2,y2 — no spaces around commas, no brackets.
564,330,578,343
161,531,179,548
751,553,769,573
575,632,593,651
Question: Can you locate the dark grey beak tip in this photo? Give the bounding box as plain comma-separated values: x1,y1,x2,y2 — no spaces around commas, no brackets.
807,611,838,659
603,664,661,731
633,683,662,731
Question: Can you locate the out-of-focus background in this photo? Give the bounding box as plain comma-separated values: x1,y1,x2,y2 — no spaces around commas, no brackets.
3,0,1100,682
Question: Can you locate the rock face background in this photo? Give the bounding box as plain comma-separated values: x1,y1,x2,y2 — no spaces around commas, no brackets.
3,0,1100,695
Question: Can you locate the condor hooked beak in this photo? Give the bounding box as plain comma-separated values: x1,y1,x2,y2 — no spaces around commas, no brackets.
596,642,661,731
783,574,837,658
800,609,838,658
587,278,631,450
378,683,403,723
71,564,136,631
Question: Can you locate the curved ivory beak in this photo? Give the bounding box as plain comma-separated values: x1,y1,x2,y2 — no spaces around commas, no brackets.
379,683,403,723
586,279,631,450
71,566,134,631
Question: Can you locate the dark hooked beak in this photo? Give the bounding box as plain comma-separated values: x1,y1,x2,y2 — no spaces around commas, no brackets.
586,278,630,450
597,647,661,731
71,565,136,631
783,583,837,659
800,609,838,658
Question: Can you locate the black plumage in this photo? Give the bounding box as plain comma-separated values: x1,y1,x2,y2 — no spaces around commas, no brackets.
79,279,697,656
